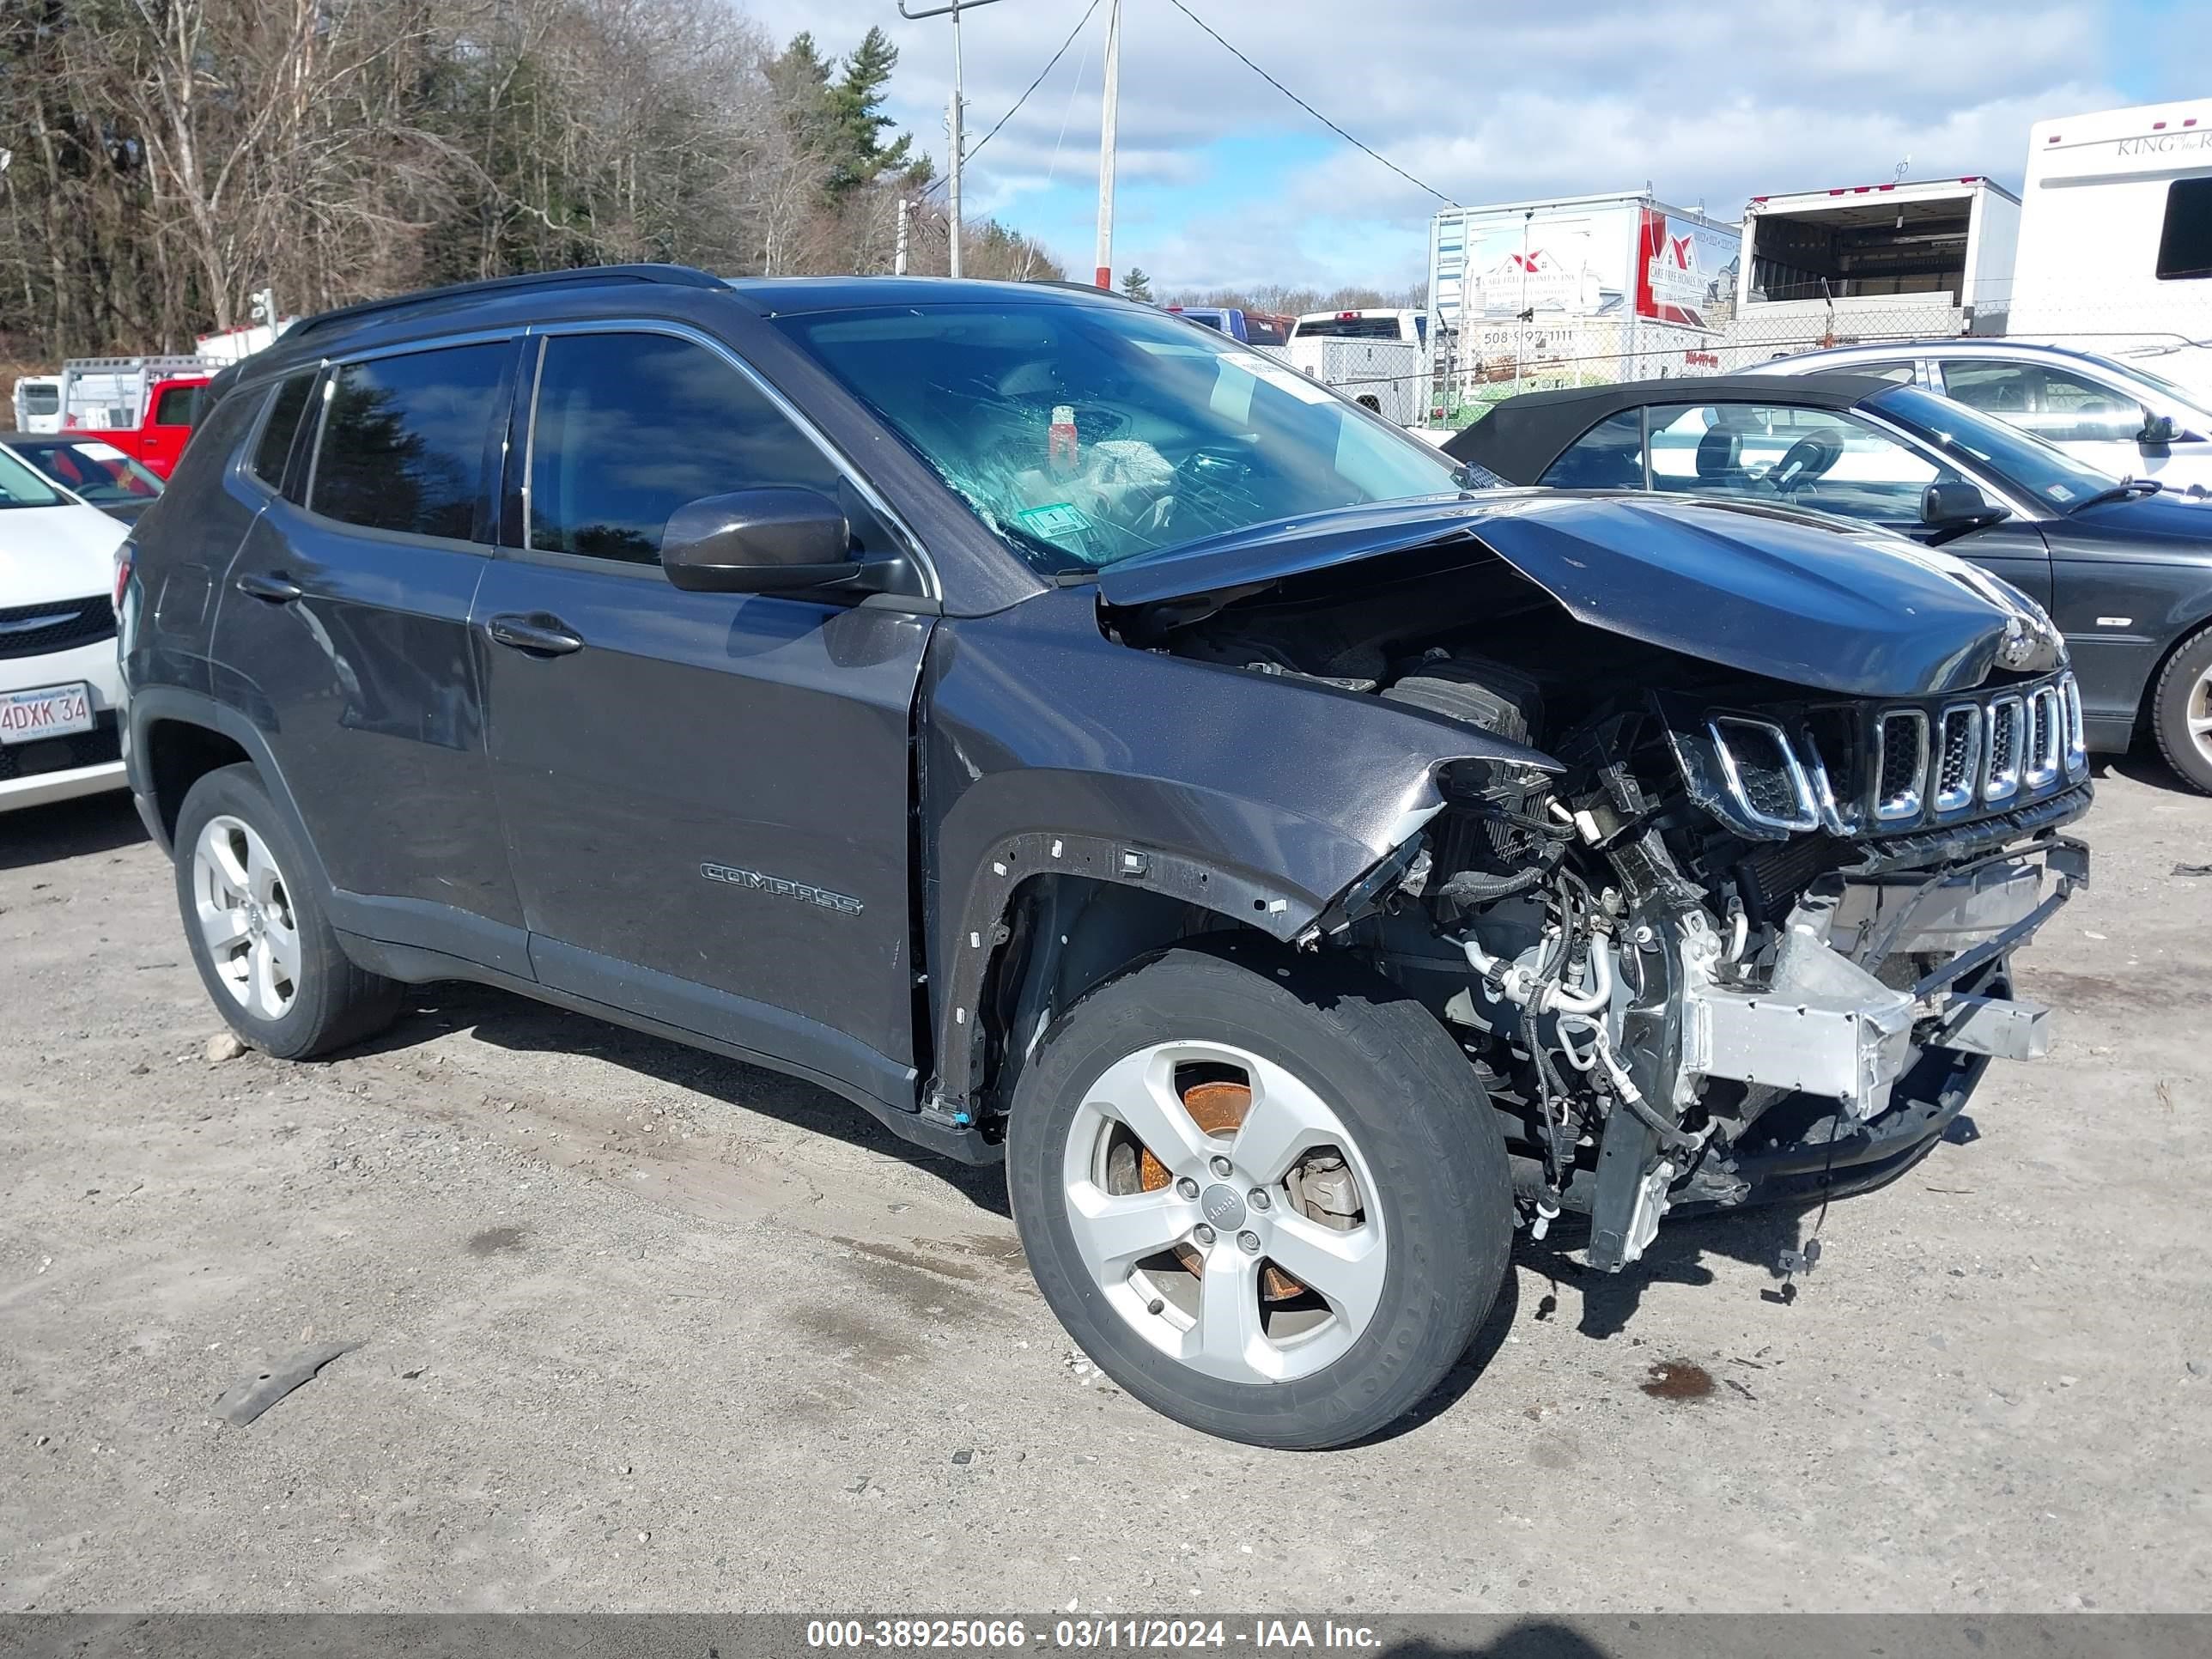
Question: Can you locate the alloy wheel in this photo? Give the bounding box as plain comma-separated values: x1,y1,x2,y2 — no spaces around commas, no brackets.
2191,664,2212,769
191,814,302,1022
1060,1040,1387,1384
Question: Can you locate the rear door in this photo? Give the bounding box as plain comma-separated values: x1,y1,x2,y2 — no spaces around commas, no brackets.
475,322,933,1107
216,339,528,970
1935,359,2160,482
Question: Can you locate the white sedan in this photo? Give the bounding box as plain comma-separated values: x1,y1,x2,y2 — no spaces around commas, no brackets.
0,446,131,811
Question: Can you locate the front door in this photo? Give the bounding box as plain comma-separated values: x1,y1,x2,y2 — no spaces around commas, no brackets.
1637,399,2057,605
476,325,933,1107
215,340,527,971
138,380,204,478
1934,357,2203,488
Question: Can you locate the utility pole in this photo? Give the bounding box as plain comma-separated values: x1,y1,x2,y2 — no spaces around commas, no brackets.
1516,209,1532,392
898,0,1007,279
895,196,910,276
1094,0,1121,290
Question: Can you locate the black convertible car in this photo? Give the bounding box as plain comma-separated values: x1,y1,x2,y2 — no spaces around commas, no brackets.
1448,373,2212,792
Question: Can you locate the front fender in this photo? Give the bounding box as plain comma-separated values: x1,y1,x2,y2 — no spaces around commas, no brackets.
920,586,1553,1109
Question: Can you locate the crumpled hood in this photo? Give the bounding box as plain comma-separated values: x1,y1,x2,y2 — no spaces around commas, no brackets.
0,501,130,609
1097,489,2060,698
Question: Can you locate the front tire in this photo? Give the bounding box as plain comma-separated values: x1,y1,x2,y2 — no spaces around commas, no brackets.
1006,941,1513,1449
2150,624,2212,794
174,763,402,1059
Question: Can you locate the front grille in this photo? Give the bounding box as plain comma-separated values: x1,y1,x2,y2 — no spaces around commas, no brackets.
0,711,120,781
1695,671,2087,843
1863,672,2082,834
0,594,116,661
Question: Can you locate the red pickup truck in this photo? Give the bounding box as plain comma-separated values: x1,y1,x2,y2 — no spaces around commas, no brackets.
56,357,211,479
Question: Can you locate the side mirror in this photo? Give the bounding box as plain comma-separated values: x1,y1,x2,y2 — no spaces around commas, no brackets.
2141,410,2179,447
660,488,856,593
1921,481,2011,530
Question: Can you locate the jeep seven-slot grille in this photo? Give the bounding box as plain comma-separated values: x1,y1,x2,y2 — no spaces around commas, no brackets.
1703,672,2086,841
0,594,116,660
1867,673,2082,830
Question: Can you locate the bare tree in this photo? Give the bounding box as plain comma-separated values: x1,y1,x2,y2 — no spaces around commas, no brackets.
0,0,1068,367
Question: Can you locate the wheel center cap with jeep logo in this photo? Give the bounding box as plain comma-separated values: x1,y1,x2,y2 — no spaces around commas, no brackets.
246,904,266,939
1200,1184,1247,1231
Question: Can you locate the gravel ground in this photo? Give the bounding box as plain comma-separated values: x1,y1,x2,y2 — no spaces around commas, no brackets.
1,766,2207,1613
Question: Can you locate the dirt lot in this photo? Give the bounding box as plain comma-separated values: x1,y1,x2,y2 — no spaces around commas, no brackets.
2,766,2208,1614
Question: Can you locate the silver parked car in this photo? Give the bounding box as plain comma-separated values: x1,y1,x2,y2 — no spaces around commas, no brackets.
1747,340,2212,496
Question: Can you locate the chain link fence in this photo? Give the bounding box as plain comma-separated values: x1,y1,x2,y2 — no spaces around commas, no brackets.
1411,300,1969,431
1389,294,2212,433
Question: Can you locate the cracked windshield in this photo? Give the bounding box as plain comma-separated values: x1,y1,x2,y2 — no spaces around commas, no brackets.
778,301,1477,573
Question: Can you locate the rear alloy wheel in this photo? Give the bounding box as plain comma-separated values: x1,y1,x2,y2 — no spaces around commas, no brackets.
1008,942,1511,1449
192,814,304,1023
2151,625,2212,794
173,763,401,1059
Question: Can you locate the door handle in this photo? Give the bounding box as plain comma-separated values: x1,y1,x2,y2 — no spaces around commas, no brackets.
234,571,304,604
486,613,584,656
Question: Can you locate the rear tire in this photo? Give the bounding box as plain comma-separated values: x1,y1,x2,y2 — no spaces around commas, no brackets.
1006,939,1512,1449
173,763,402,1059
2150,625,2212,794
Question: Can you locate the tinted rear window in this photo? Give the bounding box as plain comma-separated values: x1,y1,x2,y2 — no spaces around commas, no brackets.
251,374,316,488
21,385,58,416
312,345,507,540
1244,315,1289,346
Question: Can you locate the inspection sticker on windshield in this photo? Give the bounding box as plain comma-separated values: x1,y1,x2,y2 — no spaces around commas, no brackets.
1017,503,1091,538
1223,350,1337,406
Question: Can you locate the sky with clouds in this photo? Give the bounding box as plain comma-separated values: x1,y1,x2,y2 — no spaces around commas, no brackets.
743,0,2212,294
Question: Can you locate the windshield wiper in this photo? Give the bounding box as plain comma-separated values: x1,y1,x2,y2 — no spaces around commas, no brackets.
2068,477,2162,514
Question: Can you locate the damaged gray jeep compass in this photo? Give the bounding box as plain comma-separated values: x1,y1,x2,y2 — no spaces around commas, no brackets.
120,269,2087,1448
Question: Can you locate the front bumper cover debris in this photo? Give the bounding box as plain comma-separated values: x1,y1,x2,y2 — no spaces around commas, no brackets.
1588,833,2086,1271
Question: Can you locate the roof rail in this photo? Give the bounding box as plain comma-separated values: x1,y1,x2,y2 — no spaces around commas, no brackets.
283,264,725,345
1022,278,1134,301
61,355,211,374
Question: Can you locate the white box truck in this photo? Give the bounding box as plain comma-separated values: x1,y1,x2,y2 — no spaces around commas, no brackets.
1735,175,2021,336
1426,191,1740,410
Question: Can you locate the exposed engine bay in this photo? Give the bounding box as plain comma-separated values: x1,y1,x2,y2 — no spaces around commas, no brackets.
1115,542,2091,1269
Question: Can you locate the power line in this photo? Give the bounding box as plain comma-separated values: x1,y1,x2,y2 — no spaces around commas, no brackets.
1159,0,1460,209
924,0,1103,199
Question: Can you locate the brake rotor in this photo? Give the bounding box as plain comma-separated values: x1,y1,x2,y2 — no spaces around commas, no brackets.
1138,1078,1304,1301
